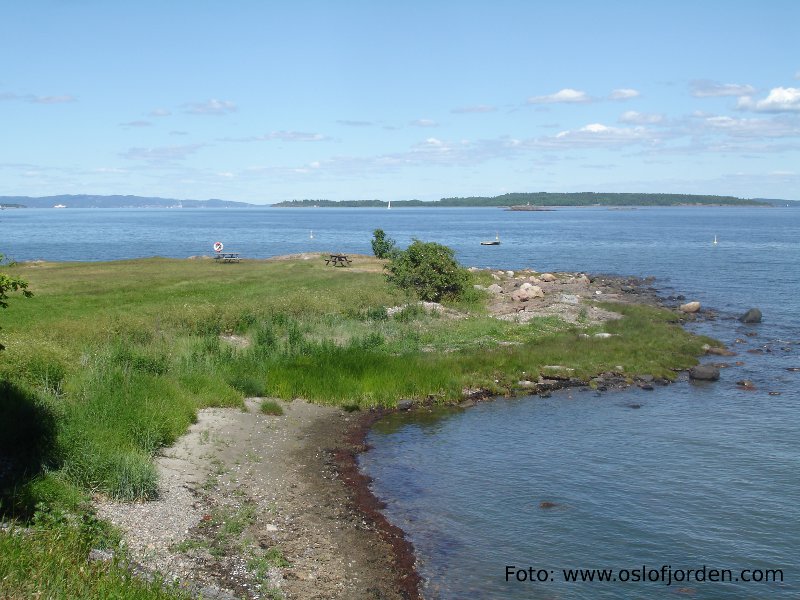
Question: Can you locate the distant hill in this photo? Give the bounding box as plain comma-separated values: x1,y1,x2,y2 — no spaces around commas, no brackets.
434,192,768,207
752,198,800,207
273,192,771,208
0,194,255,208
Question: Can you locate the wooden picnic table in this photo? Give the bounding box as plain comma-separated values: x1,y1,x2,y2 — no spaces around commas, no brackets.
325,253,352,267
213,252,241,263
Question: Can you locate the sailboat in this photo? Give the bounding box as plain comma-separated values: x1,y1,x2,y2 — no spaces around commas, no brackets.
387,200,391,210
481,232,501,246
713,235,718,245
310,230,314,239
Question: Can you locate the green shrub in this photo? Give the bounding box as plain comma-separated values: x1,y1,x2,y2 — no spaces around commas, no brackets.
371,229,397,259
385,240,470,302
259,400,284,416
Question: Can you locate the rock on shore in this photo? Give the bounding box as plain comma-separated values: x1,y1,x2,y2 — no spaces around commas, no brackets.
739,308,762,323
689,365,721,381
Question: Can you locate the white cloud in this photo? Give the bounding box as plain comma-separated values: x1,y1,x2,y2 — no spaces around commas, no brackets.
609,88,640,100
265,131,328,141
700,114,800,137
149,108,172,117
543,123,657,148
451,104,497,114
527,88,591,104
32,95,77,104
337,119,373,127
0,92,76,104
619,111,665,125
119,120,153,127
736,87,800,112
92,167,127,174
120,144,204,162
221,131,329,142
183,99,237,115
690,80,756,98
410,118,438,127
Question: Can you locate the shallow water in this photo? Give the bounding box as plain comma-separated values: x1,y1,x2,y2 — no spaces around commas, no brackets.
3,205,799,598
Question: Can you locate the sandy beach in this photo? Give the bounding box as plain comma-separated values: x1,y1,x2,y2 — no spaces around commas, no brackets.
98,398,417,600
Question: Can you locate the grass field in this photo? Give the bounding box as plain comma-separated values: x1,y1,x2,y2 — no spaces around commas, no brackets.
0,255,711,598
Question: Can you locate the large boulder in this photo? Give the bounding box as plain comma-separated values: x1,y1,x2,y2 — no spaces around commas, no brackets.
679,301,701,313
689,365,720,381
511,285,544,302
540,273,557,282
739,308,762,323
487,284,503,294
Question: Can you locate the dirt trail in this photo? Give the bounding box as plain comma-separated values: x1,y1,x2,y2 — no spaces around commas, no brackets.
98,399,407,599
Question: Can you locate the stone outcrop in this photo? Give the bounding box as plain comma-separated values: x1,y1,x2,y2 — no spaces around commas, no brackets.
689,365,720,381
739,308,762,323
679,301,701,313
510,283,545,302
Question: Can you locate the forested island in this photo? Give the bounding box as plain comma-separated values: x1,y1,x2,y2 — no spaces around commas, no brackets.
273,192,771,208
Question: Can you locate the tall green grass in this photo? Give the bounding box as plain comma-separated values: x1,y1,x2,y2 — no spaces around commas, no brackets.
0,258,710,507
0,519,188,599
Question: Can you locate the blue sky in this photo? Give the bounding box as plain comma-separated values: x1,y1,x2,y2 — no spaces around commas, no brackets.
2,1,799,203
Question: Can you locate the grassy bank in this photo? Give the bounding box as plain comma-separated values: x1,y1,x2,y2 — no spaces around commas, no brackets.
0,255,711,597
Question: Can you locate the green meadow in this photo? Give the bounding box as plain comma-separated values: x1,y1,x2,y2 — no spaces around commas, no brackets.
0,255,711,598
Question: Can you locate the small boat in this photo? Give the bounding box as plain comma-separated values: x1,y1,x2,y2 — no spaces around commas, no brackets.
481,233,501,246
713,235,718,245
310,230,314,239
387,200,391,210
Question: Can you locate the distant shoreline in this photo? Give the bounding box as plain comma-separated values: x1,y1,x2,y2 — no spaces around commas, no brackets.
3,192,791,209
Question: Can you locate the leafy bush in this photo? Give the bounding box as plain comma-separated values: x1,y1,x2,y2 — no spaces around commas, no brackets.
371,229,397,259
385,240,470,302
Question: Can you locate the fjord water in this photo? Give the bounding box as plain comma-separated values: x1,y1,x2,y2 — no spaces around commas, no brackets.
3,206,799,598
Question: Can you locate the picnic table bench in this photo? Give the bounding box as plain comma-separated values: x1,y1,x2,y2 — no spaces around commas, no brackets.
325,253,352,267
213,252,241,263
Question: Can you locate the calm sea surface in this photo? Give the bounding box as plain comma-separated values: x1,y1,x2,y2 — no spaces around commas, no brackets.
2,206,799,598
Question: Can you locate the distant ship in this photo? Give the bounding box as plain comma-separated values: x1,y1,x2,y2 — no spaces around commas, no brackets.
481,233,501,246
53,204,67,208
